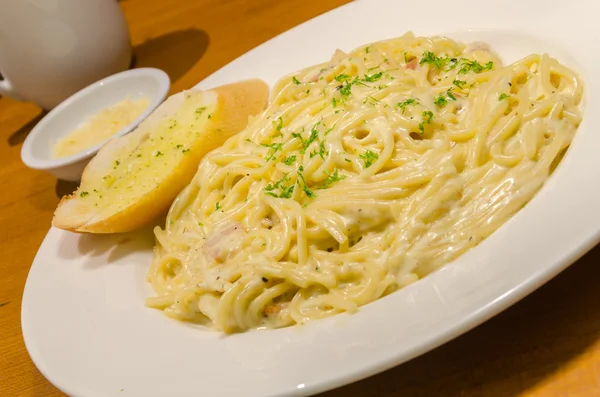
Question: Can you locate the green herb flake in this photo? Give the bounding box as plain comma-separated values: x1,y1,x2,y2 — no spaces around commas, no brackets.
446,89,457,101
195,107,206,114
292,76,301,85
215,202,222,211
283,155,297,165
434,94,448,107
418,110,434,134
359,150,379,168
364,71,383,82
320,169,346,189
339,83,352,97
344,158,351,163
297,166,316,198
499,93,510,101
264,174,295,199
293,122,321,154
365,46,371,53
397,98,419,113
261,142,284,161
198,222,204,227
364,96,381,106
155,151,164,157
332,97,338,108
453,79,467,89
273,117,283,132
420,51,450,69
80,191,89,197
334,74,352,83
317,141,328,159
459,59,494,74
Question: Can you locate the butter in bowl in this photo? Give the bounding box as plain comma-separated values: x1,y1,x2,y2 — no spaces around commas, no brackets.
20,68,170,181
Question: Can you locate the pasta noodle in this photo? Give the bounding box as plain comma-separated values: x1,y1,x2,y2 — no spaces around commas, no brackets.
147,32,584,333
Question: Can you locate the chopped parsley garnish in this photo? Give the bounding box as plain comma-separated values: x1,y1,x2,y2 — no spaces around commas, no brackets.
155,151,164,157
420,51,450,69
80,191,89,197
293,122,321,153
274,117,283,132
332,97,338,108
499,93,510,101
261,142,283,161
364,71,383,82
459,59,494,74
195,107,206,114
175,144,183,149
336,74,369,98
359,150,379,168
434,89,457,107
334,74,352,83
365,46,371,53
292,76,301,85
397,98,419,113
215,202,222,211
363,96,381,106
320,169,346,189
278,184,294,199
197,222,204,226
453,79,467,89
418,110,434,134
446,88,457,101
182,148,190,154
306,125,320,150
311,141,328,160
297,166,316,198
339,83,353,97
344,158,352,163
207,114,212,119
265,175,295,199
283,155,296,165
434,94,448,107
423,110,434,123
114,160,120,168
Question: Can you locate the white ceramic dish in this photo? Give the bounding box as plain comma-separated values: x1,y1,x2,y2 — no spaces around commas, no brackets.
21,0,600,396
20,68,170,181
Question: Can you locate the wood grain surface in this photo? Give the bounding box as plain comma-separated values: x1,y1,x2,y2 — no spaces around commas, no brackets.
1,1,599,396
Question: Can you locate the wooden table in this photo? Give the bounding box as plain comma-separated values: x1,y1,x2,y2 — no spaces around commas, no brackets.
1,0,599,396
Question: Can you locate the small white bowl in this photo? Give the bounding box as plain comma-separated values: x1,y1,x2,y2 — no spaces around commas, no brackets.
21,68,170,181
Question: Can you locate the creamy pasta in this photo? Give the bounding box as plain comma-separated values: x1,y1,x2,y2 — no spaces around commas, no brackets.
147,33,584,333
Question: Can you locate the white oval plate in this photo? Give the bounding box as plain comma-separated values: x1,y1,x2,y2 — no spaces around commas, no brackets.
22,0,600,396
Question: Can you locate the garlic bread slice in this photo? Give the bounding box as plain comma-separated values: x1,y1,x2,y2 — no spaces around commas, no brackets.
53,79,269,233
